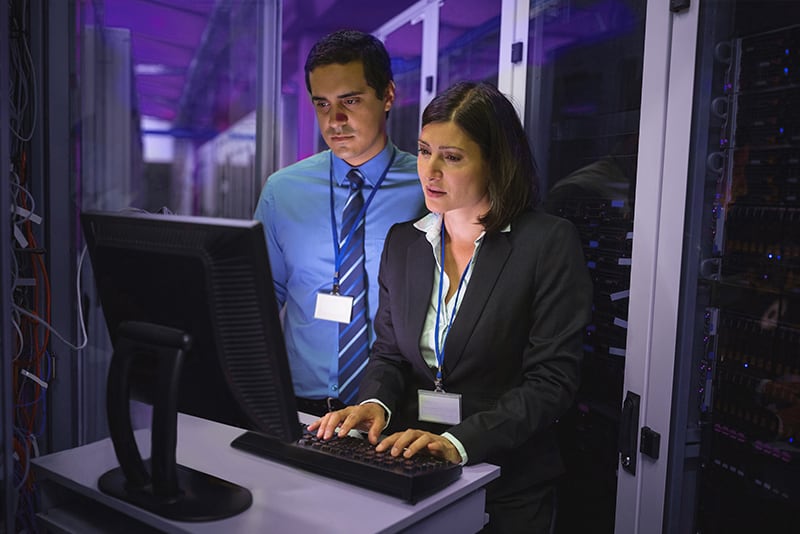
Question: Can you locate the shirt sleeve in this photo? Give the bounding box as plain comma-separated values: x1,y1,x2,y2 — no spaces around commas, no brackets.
441,432,468,465
254,179,288,307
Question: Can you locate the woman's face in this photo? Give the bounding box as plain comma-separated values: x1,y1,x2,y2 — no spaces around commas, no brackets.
417,120,490,218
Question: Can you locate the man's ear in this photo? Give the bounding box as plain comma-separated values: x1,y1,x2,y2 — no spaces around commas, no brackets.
383,81,396,113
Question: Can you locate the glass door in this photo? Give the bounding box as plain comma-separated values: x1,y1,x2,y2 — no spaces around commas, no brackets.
523,1,648,532
379,0,503,153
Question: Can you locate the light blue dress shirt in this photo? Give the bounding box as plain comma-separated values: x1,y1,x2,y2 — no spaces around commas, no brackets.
254,142,425,399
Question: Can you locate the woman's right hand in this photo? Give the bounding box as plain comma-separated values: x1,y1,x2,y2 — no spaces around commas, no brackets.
306,402,387,445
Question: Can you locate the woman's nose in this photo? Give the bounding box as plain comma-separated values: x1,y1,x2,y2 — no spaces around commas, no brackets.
418,158,440,179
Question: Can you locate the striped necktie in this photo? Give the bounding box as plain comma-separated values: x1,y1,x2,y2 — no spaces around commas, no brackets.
338,168,369,403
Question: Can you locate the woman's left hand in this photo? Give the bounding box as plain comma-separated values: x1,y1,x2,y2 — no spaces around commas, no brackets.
376,428,462,465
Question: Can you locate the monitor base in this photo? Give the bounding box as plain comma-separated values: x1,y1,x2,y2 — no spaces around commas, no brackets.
98,460,252,522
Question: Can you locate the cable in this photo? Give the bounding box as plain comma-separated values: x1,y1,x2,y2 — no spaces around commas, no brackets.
8,0,37,143
11,313,24,360
10,245,89,351
13,430,31,492
9,3,46,530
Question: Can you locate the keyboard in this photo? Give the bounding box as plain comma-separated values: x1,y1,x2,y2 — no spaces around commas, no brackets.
230,427,463,503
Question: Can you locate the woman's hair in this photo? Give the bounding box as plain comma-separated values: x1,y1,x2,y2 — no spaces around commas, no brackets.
304,29,393,101
421,81,538,233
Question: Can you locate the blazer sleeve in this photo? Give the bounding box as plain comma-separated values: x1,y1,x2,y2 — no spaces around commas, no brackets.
356,223,414,411
447,216,593,464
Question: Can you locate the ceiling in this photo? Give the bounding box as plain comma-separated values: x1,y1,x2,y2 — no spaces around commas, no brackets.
92,0,501,133
91,0,637,134
95,0,420,130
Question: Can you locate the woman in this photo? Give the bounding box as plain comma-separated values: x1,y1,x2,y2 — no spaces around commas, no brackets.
309,81,592,533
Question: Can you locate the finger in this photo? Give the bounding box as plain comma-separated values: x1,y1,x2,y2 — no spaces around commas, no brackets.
317,410,345,439
367,418,383,445
387,430,429,457
306,417,323,431
375,432,400,452
337,410,363,438
398,433,433,458
313,412,333,438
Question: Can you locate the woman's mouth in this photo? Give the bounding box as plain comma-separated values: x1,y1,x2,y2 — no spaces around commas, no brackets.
425,186,445,198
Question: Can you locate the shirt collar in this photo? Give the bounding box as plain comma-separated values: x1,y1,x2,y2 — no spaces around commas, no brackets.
413,212,511,242
331,141,395,188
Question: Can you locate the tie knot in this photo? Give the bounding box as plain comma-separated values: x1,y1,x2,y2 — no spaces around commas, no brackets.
347,168,364,191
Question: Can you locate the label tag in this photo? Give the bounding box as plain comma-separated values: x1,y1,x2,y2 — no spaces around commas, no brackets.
314,292,354,323
418,389,461,425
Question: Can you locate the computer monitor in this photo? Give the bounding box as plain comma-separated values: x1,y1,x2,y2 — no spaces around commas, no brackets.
81,210,302,521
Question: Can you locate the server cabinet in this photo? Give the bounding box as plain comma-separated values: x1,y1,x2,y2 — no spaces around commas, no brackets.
674,1,800,532
524,1,800,532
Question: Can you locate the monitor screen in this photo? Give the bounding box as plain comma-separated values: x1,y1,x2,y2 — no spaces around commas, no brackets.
81,210,302,521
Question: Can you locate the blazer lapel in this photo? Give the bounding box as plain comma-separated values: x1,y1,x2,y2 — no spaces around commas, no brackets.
405,234,435,373
443,231,512,373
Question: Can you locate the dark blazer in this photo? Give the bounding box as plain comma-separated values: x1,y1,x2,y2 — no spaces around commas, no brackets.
357,209,593,499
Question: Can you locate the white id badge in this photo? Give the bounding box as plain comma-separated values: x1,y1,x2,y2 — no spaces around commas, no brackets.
314,292,354,323
418,390,462,425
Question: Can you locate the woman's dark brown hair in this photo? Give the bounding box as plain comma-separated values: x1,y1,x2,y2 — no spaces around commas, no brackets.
421,81,538,233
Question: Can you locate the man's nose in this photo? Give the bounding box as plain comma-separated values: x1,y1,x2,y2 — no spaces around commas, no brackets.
327,103,348,128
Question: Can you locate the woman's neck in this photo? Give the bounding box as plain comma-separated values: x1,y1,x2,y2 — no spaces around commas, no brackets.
442,211,485,246
441,211,485,303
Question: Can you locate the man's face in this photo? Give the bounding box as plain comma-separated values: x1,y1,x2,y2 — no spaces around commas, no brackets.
308,61,394,167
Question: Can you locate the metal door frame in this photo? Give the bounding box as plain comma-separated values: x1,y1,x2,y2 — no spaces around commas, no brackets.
616,1,700,532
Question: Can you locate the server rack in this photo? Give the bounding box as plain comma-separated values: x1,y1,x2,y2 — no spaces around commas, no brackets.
678,3,800,532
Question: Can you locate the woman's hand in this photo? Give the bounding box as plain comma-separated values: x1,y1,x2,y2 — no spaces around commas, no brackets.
306,402,386,444
377,428,462,465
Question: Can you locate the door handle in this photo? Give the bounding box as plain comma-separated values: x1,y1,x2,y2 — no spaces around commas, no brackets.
618,391,640,475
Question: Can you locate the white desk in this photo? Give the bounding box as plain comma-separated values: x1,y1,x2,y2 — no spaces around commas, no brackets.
32,414,500,533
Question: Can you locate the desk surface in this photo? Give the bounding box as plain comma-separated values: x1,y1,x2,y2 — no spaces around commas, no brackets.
33,414,500,534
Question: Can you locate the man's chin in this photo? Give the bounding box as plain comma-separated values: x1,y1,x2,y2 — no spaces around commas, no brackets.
329,144,356,160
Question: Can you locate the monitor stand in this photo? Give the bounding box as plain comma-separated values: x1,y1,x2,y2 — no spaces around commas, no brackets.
98,321,252,521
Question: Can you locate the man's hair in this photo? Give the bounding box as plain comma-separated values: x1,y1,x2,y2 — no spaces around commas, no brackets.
421,81,538,233
304,29,393,100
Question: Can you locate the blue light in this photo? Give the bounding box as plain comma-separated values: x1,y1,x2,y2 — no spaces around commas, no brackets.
785,67,790,74
744,362,749,368
780,127,785,134
768,253,773,259
786,49,790,55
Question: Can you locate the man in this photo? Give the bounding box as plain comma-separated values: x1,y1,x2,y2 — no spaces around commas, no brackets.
254,30,425,416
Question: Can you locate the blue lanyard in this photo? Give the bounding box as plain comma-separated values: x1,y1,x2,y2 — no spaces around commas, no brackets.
433,218,472,392
328,147,396,292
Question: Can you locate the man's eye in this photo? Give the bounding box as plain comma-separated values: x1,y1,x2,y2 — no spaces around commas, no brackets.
344,98,359,105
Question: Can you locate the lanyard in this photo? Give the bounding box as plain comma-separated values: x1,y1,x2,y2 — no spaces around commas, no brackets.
433,218,472,392
328,147,396,292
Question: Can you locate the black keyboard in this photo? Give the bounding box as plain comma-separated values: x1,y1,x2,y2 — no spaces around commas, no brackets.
230,427,462,503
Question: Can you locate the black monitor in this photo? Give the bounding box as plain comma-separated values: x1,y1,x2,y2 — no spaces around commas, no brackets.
81,210,302,521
